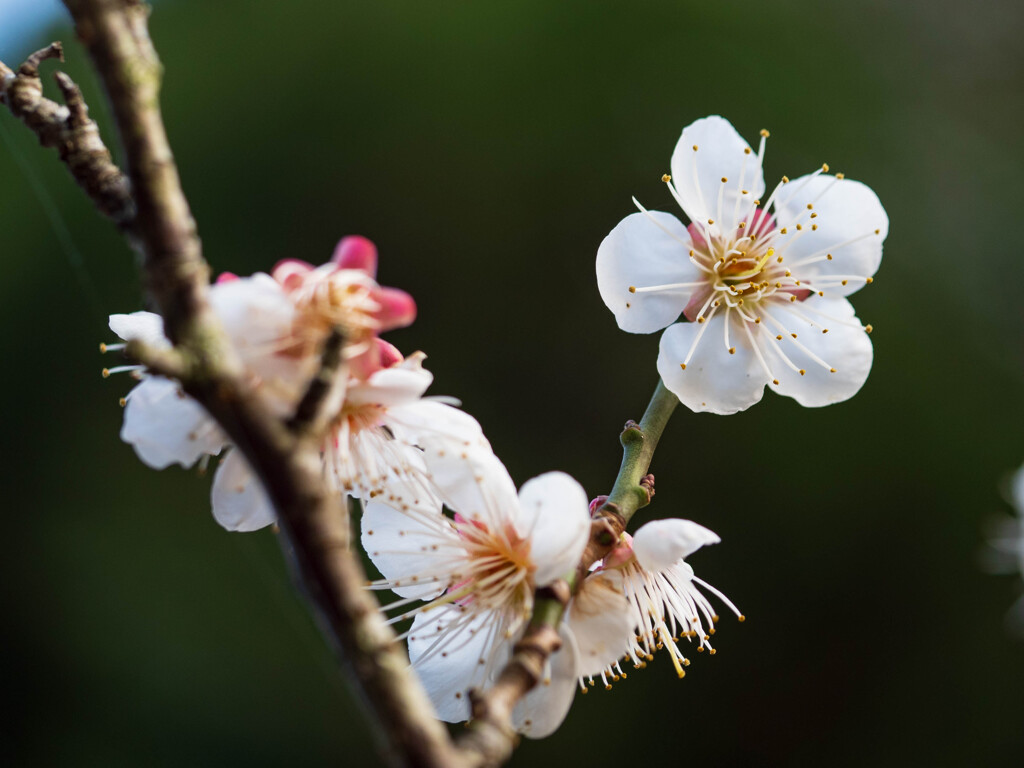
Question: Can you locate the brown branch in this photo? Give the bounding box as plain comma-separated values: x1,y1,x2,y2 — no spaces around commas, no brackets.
287,328,348,439
36,2,471,766
0,42,134,226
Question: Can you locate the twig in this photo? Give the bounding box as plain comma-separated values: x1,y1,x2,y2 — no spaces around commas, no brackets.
0,42,134,226
38,3,467,765
287,328,348,439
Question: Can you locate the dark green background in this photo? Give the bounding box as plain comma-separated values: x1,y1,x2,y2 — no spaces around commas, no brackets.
3,1,1023,765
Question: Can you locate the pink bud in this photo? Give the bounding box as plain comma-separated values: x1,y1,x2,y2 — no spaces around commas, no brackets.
588,495,609,515
332,235,378,277
375,287,417,331
215,272,239,283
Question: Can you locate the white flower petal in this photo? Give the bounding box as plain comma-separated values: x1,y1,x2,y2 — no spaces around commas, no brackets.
121,377,227,469
209,273,299,384
774,175,888,296
108,311,170,348
210,450,277,532
360,499,457,600
566,576,634,677
632,519,720,573
770,297,873,407
670,116,766,234
512,624,579,739
408,606,512,723
1011,464,1024,514
418,426,520,531
657,316,768,414
513,472,590,586
596,211,700,334
347,364,434,407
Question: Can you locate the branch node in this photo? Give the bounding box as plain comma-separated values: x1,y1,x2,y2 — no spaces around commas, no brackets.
19,42,64,77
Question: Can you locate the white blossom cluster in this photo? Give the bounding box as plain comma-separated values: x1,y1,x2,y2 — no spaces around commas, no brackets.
104,116,887,739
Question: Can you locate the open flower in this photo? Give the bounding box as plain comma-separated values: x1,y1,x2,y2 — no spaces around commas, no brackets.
596,115,888,414
106,237,495,532
362,464,632,737
585,518,742,688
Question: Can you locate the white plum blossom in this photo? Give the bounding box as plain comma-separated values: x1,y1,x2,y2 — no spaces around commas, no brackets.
106,236,498,532
585,518,742,688
597,115,888,414
108,273,305,532
984,463,1024,633
362,463,632,737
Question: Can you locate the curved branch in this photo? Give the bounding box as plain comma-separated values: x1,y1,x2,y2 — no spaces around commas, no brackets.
0,42,134,226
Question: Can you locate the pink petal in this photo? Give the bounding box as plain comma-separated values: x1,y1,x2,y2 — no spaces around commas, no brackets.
271,259,315,292
376,287,417,330
331,235,378,277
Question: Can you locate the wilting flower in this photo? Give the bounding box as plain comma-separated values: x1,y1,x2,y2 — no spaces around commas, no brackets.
362,462,632,737
106,236,494,531
585,518,742,688
596,115,888,414
983,463,1024,633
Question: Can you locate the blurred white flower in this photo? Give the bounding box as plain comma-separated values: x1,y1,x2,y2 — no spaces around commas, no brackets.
585,518,742,688
596,115,887,414
105,237,495,532
363,467,631,737
983,463,1024,633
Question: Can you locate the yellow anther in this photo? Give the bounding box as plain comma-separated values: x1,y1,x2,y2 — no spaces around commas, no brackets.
772,378,779,385
680,363,687,370
866,277,874,283
692,144,698,151
826,253,833,260
661,173,672,182
812,224,818,231
728,347,736,355
835,172,845,179
628,285,636,293
799,369,806,375
865,324,873,334
829,367,836,373
118,397,127,407
806,203,814,210
708,218,715,224
822,163,829,172
760,129,770,137
99,343,108,353
781,175,789,183
744,147,751,155
721,176,728,183
738,615,746,622
101,368,111,378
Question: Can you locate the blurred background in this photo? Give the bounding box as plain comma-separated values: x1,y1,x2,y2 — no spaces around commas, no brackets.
3,0,1023,765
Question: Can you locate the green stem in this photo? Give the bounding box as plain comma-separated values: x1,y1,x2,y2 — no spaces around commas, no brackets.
604,378,679,525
